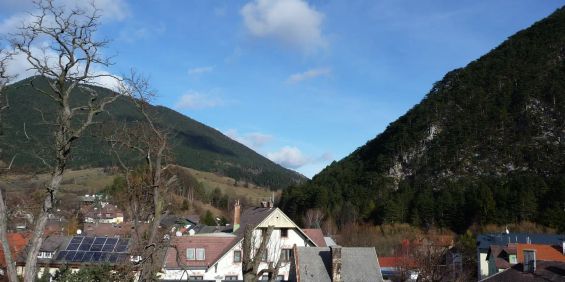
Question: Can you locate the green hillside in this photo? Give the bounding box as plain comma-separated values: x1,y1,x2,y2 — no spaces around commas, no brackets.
0,76,305,189
281,7,565,232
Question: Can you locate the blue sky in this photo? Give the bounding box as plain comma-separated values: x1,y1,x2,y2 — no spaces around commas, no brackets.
1,0,564,177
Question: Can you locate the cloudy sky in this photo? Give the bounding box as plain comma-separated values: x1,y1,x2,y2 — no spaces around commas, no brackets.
1,0,564,177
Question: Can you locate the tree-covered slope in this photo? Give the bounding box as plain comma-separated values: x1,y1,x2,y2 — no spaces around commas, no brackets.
0,77,305,189
281,7,565,232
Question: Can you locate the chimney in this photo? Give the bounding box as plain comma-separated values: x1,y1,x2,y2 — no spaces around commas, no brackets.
233,200,241,232
330,245,342,282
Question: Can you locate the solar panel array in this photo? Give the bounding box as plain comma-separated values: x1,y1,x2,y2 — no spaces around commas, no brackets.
54,236,130,264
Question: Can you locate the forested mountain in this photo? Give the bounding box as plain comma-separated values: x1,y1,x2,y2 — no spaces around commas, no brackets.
0,77,305,189
281,7,565,233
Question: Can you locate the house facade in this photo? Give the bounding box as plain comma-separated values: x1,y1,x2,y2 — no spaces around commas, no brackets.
161,202,321,281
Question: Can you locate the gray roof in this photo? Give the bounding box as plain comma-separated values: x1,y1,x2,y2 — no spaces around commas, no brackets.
477,233,565,251
295,247,384,282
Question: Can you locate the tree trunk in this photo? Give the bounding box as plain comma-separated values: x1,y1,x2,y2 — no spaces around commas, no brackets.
0,188,18,282
23,168,64,282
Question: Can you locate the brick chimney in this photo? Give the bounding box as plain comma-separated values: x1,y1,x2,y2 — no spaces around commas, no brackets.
330,245,342,282
233,200,241,232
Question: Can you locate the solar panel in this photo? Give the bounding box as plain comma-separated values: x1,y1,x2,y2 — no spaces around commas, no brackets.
79,242,92,251
72,251,85,262
65,251,77,261
107,253,119,263
92,252,102,261
94,237,107,244
82,251,94,262
82,237,94,244
55,251,68,261
101,243,115,252
90,244,103,251
70,236,84,244
99,252,108,262
66,243,80,251
105,238,118,245
114,244,127,252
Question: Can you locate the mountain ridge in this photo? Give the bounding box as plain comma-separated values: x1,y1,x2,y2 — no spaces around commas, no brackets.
0,76,306,189
281,6,565,232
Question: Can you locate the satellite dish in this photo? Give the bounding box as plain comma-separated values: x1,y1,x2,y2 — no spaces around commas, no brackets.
76,229,82,235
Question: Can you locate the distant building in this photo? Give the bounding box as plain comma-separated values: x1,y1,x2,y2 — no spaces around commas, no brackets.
481,260,565,281
81,203,124,224
476,233,565,279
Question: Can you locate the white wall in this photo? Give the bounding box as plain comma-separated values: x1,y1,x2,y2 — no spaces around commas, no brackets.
161,228,312,281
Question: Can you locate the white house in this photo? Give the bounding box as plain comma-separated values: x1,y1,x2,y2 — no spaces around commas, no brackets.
161,201,322,281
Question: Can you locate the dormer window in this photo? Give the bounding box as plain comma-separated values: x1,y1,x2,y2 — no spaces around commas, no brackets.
186,248,206,261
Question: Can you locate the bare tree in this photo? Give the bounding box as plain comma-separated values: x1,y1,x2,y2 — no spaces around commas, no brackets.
8,1,119,280
0,47,19,282
242,224,288,282
107,71,176,281
304,208,324,229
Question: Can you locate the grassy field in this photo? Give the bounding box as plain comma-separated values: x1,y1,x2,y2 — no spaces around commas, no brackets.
0,165,278,216
176,166,280,203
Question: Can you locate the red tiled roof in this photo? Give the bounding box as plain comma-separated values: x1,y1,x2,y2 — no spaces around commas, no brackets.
378,256,416,268
516,243,565,263
0,233,31,267
302,229,326,247
165,235,238,268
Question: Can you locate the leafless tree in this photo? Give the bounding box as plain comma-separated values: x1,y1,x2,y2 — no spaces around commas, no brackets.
242,224,288,282
304,208,324,228
0,47,19,282
107,71,176,281
8,1,119,280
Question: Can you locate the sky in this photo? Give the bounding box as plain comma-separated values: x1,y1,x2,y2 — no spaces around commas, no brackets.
1,0,564,178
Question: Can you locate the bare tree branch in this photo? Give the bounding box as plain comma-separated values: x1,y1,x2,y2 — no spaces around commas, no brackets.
6,1,119,280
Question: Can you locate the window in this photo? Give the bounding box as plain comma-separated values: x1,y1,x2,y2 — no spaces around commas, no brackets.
280,249,293,262
259,275,269,281
509,254,517,264
186,248,195,260
196,248,205,260
276,275,284,281
233,250,242,262
261,250,268,262
280,228,288,238
188,276,203,280
225,276,238,281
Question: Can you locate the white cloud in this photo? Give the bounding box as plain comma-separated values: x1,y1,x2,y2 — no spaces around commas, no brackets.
188,66,214,76
0,0,128,34
267,146,309,169
241,0,326,53
175,91,224,109
5,46,120,90
225,129,274,150
286,67,331,84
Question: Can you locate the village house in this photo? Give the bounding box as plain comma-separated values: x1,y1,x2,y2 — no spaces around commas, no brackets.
81,203,124,224
160,201,323,281
16,234,133,278
484,241,565,279
0,232,30,278
476,233,565,279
